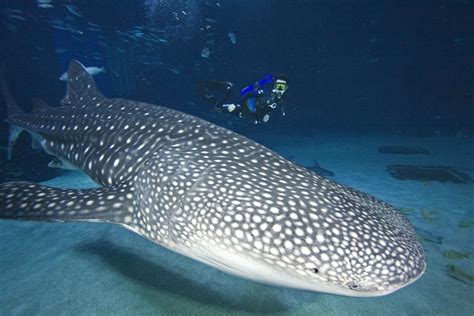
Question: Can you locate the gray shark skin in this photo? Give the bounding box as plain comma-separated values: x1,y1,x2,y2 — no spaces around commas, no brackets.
0,61,426,297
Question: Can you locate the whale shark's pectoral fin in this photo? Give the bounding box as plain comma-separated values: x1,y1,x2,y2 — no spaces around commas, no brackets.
31,139,41,150
0,182,135,225
7,125,24,160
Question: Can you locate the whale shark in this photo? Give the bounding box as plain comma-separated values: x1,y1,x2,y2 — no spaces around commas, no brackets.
0,60,426,297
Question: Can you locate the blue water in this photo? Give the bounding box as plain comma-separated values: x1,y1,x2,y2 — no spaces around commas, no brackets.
1,1,473,315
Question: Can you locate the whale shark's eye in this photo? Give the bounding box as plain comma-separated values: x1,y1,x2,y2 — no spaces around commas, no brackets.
312,268,319,274
347,282,361,290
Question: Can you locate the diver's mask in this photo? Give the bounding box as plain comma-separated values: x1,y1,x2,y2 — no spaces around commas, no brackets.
273,79,288,97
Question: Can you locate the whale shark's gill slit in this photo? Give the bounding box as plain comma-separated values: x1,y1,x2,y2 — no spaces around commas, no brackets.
167,163,214,244
0,181,135,225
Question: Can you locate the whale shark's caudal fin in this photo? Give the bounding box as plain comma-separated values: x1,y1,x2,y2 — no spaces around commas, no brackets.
1,63,26,160
61,60,105,106
0,62,22,117
0,182,135,225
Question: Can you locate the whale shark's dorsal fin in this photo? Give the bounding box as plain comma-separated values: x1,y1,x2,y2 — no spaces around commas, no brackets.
31,98,52,113
61,60,105,106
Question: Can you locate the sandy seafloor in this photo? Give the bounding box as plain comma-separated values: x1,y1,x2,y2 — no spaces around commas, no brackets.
0,132,473,315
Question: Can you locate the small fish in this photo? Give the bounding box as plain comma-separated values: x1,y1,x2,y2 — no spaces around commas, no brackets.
87,26,101,32
2,9,23,14
421,208,438,223
133,31,144,38
458,218,474,228
38,3,53,9
228,32,237,44
201,47,210,58
355,96,369,102
367,57,379,64
206,18,217,23
168,67,181,75
7,14,26,21
414,226,442,244
399,207,416,215
443,250,469,260
4,23,17,32
59,66,105,81
51,23,83,35
453,38,474,43
447,265,474,285
305,159,335,177
65,5,82,17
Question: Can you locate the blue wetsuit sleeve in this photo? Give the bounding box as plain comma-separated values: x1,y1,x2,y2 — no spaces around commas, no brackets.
241,75,274,96
240,83,254,96
257,75,275,89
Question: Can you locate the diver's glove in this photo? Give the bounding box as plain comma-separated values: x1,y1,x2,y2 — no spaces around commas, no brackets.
222,103,237,112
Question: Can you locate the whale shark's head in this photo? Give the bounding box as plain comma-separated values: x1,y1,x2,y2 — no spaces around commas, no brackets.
154,147,426,297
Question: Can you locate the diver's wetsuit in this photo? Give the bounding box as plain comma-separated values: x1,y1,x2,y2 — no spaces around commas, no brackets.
199,76,287,123
237,91,286,123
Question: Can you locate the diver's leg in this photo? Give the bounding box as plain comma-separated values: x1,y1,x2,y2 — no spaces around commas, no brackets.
199,80,234,107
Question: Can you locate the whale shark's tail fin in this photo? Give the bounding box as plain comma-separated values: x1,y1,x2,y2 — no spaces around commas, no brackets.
0,62,22,117
0,182,135,225
61,60,105,106
1,62,26,160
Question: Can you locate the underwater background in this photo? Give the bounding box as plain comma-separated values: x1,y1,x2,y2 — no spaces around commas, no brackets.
0,0,473,315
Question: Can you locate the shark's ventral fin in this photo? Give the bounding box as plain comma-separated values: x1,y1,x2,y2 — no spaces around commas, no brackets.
0,181,135,225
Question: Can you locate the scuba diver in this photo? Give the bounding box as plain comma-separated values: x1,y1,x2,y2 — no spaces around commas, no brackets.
199,74,289,124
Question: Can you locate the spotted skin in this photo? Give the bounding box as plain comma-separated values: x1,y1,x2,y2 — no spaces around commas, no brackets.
0,60,426,297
